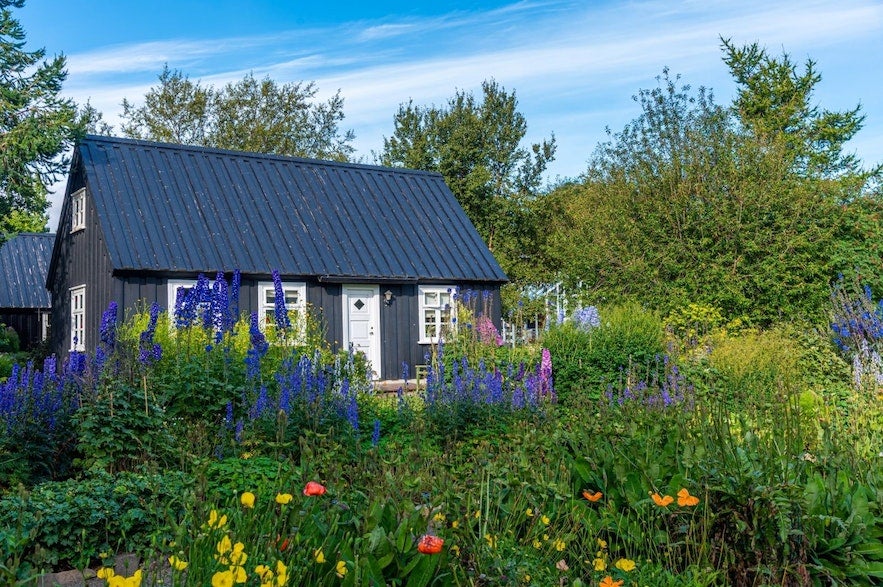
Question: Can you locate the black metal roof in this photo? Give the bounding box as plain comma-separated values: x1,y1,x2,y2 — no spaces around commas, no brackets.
69,135,507,283
0,233,53,309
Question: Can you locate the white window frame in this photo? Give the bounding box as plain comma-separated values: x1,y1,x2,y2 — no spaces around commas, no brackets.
418,285,456,344
71,188,86,233
70,285,86,351
259,281,307,336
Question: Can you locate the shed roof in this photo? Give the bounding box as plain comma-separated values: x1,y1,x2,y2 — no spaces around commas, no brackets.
0,233,53,309
69,135,507,283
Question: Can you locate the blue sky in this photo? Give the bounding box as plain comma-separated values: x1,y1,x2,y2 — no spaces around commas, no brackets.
16,0,883,230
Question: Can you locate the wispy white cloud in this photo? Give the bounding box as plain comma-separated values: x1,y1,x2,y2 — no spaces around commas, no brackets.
47,0,883,230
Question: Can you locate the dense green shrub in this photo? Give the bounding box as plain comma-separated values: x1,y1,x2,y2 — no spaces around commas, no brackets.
0,470,193,577
542,303,665,404
0,324,20,353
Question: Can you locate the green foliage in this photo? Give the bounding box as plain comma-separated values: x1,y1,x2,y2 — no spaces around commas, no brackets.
0,323,20,352
0,0,82,238
75,381,177,474
0,470,193,573
542,42,880,325
722,37,869,179
380,80,555,284
119,66,355,160
541,303,665,404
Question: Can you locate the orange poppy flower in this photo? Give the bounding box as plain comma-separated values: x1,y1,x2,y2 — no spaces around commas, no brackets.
276,535,290,552
599,576,624,587
303,481,327,496
650,492,674,507
677,488,700,506
582,489,603,502
417,534,444,554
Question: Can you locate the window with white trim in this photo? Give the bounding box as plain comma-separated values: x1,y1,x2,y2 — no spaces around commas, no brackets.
418,285,456,344
259,281,307,337
70,285,86,351
71,188,86,232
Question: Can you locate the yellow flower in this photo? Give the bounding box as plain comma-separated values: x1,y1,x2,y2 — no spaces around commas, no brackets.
451,520,459,528
275,560,289,586
216,535,232,560
432,512,446,523
523,574,531,583
107,570,143,587
615,558,636,572
450,544,460,557
97,568,116,580
596,538,607,550
542,534,549,541
593,557,607,571
525,508,534,517
212,570,234,587
229,542,247,566
240,452,253,459
540,515,550,525
230,565,247,584
314,548,326,564
554,538,566,551
335,560,347,578
275,493,293,505
208,509,228,529
474,510,480,519
255,564,273,582
533,539,542,549
168,555,188,571
240,491,256,509
484,533,497,548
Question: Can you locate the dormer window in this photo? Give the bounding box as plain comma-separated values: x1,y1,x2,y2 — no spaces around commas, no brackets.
71,188,86,232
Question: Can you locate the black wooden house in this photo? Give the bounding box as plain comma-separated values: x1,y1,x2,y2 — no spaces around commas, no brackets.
0,232,54,350
46,135,507,378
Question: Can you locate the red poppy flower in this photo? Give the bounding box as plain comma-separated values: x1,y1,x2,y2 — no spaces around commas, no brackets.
303,481,327,496
276,535,290,552
417,534,444,554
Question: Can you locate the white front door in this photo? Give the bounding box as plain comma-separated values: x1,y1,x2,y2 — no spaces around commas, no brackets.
342,285,381,378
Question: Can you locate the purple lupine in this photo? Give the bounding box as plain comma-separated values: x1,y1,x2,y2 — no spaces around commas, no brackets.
371,418,381,447
174,286,197,329
272,269,291,331
230,269,241,320
245,313,269,379
573,306,601,330
475,315,503,346
139,302,162,367
99,302,118,348
212,272,231,340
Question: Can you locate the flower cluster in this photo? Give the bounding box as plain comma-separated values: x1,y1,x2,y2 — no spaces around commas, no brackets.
573,305,601,330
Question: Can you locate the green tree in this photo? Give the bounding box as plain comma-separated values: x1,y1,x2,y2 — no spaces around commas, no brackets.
722,38,872,182
380,80,556,283
120,66,354,161
547,65,859,324
0,0,80,242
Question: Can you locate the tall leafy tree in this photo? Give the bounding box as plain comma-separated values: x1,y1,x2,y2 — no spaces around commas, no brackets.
547,62,866,324
120,66,354,161
380,80,555,283
0,0,80,241
722,38,873,183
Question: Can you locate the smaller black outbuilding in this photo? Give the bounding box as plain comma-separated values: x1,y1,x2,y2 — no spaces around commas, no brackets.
0,233,53,350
